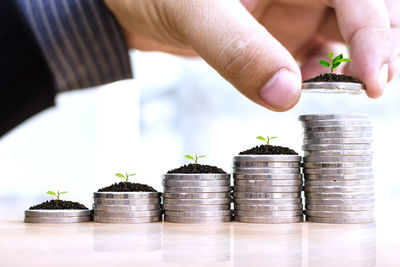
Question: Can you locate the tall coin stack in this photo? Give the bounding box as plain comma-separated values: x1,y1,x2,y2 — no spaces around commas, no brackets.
93,192,162,223
233,155,303,223
300,114,375,224
162,174,232,223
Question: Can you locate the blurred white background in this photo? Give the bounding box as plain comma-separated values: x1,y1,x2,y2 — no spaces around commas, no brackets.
0,51,399,217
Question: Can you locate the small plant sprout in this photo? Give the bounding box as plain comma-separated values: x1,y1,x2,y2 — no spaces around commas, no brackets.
115,172,136,183
185,154,206,164
47,190,68,200
257,135,278,145
319,52,352,73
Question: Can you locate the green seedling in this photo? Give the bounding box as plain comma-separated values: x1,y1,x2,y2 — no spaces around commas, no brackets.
47,190,68,200
257,135,278,145
185,154,206,164
116,172,136,183
319,52,352,73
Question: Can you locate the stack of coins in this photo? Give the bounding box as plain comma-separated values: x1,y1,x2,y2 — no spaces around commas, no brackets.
162,174,232,223
24,209,92,223
300,114,375,224
93,192,162,223
232,155,303,223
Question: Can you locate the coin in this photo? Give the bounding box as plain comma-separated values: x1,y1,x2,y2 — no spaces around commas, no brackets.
303,155,373,162
164,186,232,193
235,215,303,223
305,180,374,187
233,155,301,162
233,167,300,174
302,143,372,151
234,180,302,186
93,204,161,211
303,162,372,168
303,138,373,145
301,82,365,94
306,216,375,224
94,210,161,218
299,114,369,121
93,198,160,205
302,119,371,127
164,215,232,223
234,198,302,205
24,209,92,217
233,174,302,180
24,216,92,223
162,192,231,199
94,215,161,223
162,174,230,180
304,131,372,139
233,161,300,168
233,192,301,199
303,168,374,175
163,198,231,205
304,126,373,133
162,180,230,187
305,185,374,193
234,185,302,193
304,150,373,156
304,210,375,218
235,204,302,211
93,192,161,199
305,192,374,199
235,210,302,217
164,210,232,217
305,198,375,205
305,204,375,211
163,204,231,211
304,173,374,180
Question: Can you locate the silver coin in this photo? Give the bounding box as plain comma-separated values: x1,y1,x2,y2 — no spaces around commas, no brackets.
303,168,374,175
299,114,369,121
233,161,300,168
234,198,302,205
303,138,373,145
305,198,375,205
234,185,302,193
235,215,303,223
94,210,161,218
233,167,300,174
305,192,374,199
24,209,92,217
162,192,231,199
233,192,301,199
234,179,302,186
93,192,161,199
233,174,302,180
303,161,372,168
306,216,375,224
164,210,232,217
304,125,373,133
304,210,375,218
301,82,365,94
163,198,231,205
305,185,374,193
305,180,374,187
302,143,372,151
235,204,302,211
302,119,371,127
235,210,302,217
304,150,373,156
24,216,92,223
93,204,161,211
305,204,375,211
233,155,301,162
304,173,374,180
164,215,232,223
94,215,161,223
304,131,372,139
304,155,373,162
162,180,230,187
164,186,232,193
94,198,160,205
163,203,231,211
162,173,230,180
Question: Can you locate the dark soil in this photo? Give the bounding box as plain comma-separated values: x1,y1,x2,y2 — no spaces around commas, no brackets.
98,182,157,192
304,73,361,83
167,163,226,174
29,199,88,210
239,144,298,155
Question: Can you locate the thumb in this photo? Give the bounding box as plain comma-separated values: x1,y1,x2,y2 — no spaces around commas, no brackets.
175,1,302,111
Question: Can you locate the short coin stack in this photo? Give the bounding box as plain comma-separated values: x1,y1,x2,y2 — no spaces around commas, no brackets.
93,192,162,223
163,173,232,223
24,209,92,223
300,114,375,224
232,155,303,223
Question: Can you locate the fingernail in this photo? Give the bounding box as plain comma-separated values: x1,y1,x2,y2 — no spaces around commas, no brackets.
259,69,301,110
379,64,389,91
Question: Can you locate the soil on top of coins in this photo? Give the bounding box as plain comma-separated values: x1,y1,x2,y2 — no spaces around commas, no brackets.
167,163,226,174
239,144,298,155
304,73,361,83
98,182,157,192
29,199,88,210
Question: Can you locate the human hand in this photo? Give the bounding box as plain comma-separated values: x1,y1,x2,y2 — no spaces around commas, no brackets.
105,0,398,111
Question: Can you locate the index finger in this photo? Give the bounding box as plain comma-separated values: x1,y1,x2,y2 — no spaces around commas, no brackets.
333,0,391,98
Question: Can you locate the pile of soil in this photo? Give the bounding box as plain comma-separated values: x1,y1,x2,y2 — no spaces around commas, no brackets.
239,144,298,155
98,182,157,192
29,199,88,210
168,163,226,174
304,73,361,83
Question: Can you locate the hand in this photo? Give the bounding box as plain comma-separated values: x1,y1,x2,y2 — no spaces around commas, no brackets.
105,0,398,111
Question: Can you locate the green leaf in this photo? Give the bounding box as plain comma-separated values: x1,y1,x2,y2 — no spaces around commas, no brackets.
269,136,278,139
128,173,136,176
60,191,68,194
333,54,343,64
185,155,195,160
336,58,352,63
47,191,56,196
198,155,206,159
256,136,266,141
318,60,330,67
115,173,125,178
328,52,334,59
332,62,340,69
